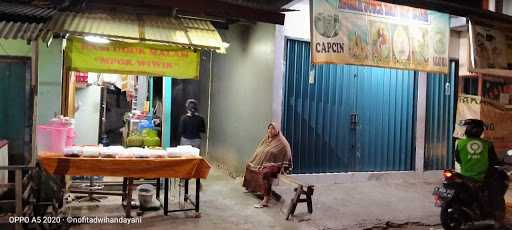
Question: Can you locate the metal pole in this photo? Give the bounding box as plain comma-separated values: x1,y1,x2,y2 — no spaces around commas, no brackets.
205,51,213,156
30,40,39,167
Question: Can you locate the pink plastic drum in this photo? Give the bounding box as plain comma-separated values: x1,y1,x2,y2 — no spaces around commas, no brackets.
37,125,68,153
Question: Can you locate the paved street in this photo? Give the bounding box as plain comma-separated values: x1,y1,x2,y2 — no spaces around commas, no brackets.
65,165,454,230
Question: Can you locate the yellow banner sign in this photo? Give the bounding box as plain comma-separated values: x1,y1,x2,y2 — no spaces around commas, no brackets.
65,37,200,79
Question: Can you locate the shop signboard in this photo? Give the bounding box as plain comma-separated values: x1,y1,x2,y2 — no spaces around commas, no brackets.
311,0,450,73
65,37,200,79
469,20,512,76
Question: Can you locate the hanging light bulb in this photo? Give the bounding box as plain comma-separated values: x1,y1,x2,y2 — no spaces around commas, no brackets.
84,35,110,44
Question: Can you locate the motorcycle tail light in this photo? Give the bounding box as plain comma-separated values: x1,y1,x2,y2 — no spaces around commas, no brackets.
443,170,453,178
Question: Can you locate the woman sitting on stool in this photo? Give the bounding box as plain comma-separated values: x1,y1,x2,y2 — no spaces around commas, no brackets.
243,122,292,208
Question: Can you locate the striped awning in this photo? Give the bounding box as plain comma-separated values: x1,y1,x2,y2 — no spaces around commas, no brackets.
48,12,224,51
0,2,56,20
0,21,50,40
0,2,55,40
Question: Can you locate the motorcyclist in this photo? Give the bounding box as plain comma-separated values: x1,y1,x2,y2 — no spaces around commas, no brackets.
455,119,507,229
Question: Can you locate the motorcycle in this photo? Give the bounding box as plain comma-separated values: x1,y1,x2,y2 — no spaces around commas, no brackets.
432,150,512,230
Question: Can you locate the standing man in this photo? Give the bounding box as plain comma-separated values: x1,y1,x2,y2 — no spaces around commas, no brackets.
178,99,206,149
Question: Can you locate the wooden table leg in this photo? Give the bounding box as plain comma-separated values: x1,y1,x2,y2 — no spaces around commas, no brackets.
164,178,169,216
184,179,189,202
125,178,133,218
122,177,127,203
156,178,160,200
195,179,200,213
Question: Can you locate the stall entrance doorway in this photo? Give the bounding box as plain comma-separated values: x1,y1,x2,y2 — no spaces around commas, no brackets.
0,57,32,165
283,39,416,173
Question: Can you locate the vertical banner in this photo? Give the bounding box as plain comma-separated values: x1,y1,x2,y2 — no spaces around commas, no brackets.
454,94,512,155
311,0,450,73
481,102,512,155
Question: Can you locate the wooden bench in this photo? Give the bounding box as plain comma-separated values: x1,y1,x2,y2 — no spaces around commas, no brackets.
275,174,314,220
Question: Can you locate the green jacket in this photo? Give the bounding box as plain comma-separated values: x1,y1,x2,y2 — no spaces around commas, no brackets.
455,137,498,181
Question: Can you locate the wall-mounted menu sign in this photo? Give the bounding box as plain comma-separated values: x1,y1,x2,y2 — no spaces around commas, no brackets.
311,0,450,74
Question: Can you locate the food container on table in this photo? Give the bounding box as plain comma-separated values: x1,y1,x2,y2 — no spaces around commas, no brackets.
147,149,166,158
177,145,200,157
100,146,124,158
166,146,200,157
117,150,134,158
126,147,148,158
64,146,82,157
82,146,100,158
37,125,68,154
166,147,180,157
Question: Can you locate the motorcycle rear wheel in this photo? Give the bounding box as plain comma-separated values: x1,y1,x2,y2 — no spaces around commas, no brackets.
441,203,467,230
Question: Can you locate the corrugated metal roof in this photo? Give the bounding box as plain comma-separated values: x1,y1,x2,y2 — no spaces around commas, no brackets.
180,18,223,48
48,12,224,50
143,15,189,45
0,21,46,40
0,2,56,19
0,2,54,40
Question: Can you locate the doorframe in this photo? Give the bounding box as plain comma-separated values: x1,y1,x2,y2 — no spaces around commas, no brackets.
0,56,31,63
449,59,460,169
0,55,33,165
281,36,311,130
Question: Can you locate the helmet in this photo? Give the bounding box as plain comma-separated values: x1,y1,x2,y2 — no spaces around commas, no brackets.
462,119,484,138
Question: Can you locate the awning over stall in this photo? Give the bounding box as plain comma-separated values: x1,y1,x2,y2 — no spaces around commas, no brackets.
48,12,224,52
0,2,55,40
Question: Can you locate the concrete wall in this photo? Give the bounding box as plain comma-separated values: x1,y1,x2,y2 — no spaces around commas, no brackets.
449,31,460,60
272,26,285,128
0,39,63,125
458,31,472,76
201,23,276,175
37,40,63,124
0,39,31,56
